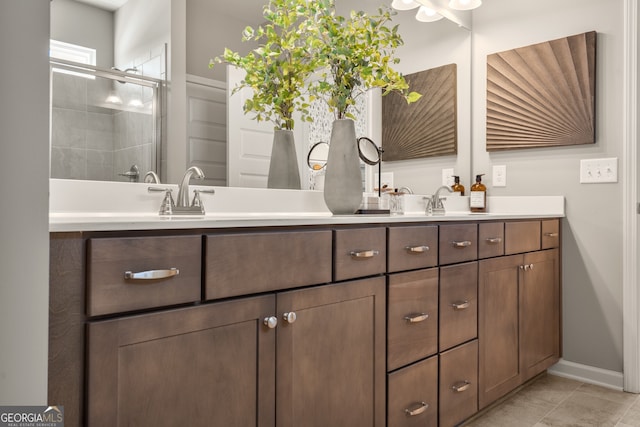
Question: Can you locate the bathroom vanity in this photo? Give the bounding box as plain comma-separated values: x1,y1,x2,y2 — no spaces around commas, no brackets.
48,183,563,427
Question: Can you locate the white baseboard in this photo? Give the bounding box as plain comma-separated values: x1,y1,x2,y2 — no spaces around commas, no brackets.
547,358,624,391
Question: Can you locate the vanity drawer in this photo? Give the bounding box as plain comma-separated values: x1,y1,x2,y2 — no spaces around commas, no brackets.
478,222,504,259
388,225,438,273
87,236,202,317
439,224,478,265
334,227,386,282
387,268,438,371
205,230,332,300
505,221,541,254
542,219,560,249
439,262,478,352
387,356,438,427
439,340,479,427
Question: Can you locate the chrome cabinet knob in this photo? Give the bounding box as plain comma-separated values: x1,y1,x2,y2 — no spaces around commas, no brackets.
283,312,297,324
263,316,278,329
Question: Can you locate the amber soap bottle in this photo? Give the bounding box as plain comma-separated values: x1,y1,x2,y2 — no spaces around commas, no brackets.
451,175,465,195
470,174,486,212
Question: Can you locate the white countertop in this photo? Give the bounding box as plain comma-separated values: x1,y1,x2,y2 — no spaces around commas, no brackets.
49,180,565,232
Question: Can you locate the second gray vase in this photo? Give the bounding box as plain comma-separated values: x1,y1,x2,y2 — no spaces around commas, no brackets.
323,119,363,214
267,129,301,189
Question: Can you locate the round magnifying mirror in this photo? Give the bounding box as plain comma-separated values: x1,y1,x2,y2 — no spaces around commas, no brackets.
357,137,382,165
307,141,329,170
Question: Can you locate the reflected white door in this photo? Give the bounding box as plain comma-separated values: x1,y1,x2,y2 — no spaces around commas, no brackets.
186,77,227,186
227,66,306,188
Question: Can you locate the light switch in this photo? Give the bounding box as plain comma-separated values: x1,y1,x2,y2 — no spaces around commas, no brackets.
442,168,454,186
580,158,618,183
493,165,507,187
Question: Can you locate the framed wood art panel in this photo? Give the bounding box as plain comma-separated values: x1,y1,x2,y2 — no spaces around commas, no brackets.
382,63,457,161
486,31,596,151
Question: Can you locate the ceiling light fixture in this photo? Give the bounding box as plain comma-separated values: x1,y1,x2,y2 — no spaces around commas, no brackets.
391,0,420,11
415,6,444,22
448,0,482,11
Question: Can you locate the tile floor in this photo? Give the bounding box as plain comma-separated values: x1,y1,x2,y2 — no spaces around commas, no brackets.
461,373,640,427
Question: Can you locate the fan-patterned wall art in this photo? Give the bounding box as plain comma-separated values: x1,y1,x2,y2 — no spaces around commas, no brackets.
382,63,457,161
486,31,596,151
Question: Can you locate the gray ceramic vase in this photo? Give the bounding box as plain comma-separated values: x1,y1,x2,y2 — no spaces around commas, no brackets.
267,129,301,189
323,119,363,214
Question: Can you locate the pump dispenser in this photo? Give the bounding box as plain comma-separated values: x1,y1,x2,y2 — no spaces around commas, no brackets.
451,175,465,195
470,174,486,212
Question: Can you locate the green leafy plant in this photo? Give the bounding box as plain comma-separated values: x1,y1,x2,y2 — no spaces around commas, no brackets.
311,1,421,120
210,0,322,130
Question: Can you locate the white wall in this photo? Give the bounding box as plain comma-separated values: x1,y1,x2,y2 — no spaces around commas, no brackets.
0,1,50,404
472,0,624,373
50,0,114,68
114,0,170,68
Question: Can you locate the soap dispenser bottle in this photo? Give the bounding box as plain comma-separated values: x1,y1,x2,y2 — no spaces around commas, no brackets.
451,175,465,195
470,174,486,212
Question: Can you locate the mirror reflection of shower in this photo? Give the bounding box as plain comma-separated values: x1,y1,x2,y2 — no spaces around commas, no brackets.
49,58,164,182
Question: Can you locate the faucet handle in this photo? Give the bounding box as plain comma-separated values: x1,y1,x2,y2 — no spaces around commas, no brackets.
191,188,215,208
148,187,175,215
423,196,434,215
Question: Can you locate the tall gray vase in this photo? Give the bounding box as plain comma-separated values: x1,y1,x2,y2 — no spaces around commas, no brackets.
267,129,301,189
324,119,362,214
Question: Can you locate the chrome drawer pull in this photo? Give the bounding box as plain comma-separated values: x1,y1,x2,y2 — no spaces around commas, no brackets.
451,301,470,310
485,237,502,244
405,245,430,253
544,232,559,237
350,250,379,259
404,313,429,323
452,240,472,248
405,402,428,417
452,380,471,393
124,268,179,280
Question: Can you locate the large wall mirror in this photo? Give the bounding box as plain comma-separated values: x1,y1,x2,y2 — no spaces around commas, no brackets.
50,0,471,194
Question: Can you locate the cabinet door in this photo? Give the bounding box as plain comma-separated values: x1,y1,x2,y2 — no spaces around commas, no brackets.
87,295,276,427
276,277,386,427
478,255,522,409
520,249,560,381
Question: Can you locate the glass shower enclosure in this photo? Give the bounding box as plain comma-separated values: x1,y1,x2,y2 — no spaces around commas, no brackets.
50,59,163,182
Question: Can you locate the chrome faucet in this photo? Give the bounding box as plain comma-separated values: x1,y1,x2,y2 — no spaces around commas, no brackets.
148,166,214,215
177,166,205,208
144,171,160,184
425,185,453,215
398,186,414,194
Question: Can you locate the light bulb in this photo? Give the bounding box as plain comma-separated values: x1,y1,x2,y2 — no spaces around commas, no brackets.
415,6,443,22
391,0,420,11
448,0,482,10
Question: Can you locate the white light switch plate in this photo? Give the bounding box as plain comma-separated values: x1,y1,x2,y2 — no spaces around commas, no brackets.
493,165,507,187
580,158,618,183
442,168,454,186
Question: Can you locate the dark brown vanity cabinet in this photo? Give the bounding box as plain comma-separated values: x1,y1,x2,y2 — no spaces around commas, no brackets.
478,221,560,409
49,218,560,427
